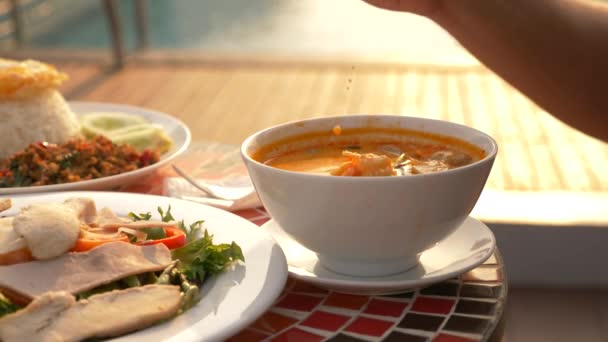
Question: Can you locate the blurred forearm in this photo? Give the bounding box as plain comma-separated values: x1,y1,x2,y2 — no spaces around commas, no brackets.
431,0,608,141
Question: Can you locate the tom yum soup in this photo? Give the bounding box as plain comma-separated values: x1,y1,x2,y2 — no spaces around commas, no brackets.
252,126,487,177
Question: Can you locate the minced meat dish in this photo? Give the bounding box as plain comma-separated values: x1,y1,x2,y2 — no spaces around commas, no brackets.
0,135,159,187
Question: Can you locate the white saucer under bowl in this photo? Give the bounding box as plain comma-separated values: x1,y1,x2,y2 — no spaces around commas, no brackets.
261,217,496,295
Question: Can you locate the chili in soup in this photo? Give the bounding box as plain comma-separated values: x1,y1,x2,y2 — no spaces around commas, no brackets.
252,127,486,177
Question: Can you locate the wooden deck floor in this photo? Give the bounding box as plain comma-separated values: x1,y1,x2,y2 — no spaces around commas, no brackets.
55,59,608,193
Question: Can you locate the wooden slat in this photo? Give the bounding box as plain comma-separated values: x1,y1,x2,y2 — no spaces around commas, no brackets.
281,68,327,119
510,88,565,191
177,68,237,129
385,69,403,116
307,67,346,117
399,71,422,116
567,129,605,192
579,138,608,192
56,62,104,97
488,76,536,191
445,74,467,125
312,67,351,116
463,72,510,191
344,69,375,114
538,110,594,191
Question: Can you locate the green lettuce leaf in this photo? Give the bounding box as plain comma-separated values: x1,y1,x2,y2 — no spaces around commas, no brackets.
170,230,244,284
0,293,20,318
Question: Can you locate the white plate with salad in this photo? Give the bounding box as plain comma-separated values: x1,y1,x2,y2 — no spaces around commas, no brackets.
0,191,288,342
0,102,191,195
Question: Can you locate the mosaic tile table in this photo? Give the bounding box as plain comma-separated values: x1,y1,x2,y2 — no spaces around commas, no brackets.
122,143,507,342
228,208,506,342
226,208,507,342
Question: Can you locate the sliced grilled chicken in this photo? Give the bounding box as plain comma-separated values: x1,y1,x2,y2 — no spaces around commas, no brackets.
0,242,172,301
63,197,97,225
0,285,181,342
0,291,74,342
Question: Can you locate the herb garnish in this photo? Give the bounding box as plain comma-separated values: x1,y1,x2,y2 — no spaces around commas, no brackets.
141,227,167,240
59,151,80,169
158,205,203,242
128,206,243,283
171,230,244,284
128,206,244,311
0,293,20,318
128,211,153,221
130,206,204,242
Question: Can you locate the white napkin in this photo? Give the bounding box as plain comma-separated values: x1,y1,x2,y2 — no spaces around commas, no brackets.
163,175,262,211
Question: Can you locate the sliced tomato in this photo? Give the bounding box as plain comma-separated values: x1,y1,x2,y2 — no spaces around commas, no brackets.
136,227,186,250
71,235,130,252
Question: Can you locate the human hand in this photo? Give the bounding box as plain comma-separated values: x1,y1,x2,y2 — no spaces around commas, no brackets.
360,0,443,19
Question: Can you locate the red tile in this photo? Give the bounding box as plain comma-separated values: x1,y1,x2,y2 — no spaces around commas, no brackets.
345,317,394,337
271,328,325,342
256,207,268,214
433,333,479,342
235,208,265,220
411,297,455,315
276,293,324,312
226,328,270,342
284,276,297,291
278,277,296,298
251,217,271,226
301,310,351,332
292,280,330,294
276,290,289,303
252,311,298,334
324,293,370,310
364,299,408,317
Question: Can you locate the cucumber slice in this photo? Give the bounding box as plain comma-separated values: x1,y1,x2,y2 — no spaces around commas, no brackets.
79,112,173,153
110,125,173,154
80,112,149,138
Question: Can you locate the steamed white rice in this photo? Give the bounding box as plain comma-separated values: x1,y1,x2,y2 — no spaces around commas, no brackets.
0,90,81,159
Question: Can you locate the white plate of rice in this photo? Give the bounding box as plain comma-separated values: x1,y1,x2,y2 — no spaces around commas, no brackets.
0,102,191,194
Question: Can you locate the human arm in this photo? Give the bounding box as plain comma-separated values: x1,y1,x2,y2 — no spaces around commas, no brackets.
363,0,608,142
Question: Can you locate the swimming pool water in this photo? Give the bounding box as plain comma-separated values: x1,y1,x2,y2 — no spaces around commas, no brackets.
28,0,464,61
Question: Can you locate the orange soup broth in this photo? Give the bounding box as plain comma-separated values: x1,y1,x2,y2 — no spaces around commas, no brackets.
251,127,487,174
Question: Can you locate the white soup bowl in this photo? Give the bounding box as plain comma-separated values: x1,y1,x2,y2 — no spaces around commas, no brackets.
241,115,497,277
